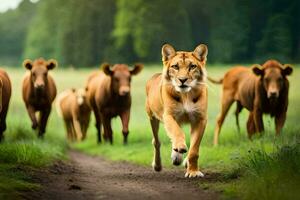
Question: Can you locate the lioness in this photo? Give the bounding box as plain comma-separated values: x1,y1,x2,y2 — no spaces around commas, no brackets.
146,43,208,178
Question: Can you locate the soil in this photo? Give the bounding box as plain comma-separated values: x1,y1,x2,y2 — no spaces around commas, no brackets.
22,150,220,200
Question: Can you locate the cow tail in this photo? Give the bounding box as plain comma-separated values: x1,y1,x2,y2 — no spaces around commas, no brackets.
207,76,223,84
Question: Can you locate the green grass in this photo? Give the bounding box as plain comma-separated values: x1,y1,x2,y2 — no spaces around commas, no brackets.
0,64,299,199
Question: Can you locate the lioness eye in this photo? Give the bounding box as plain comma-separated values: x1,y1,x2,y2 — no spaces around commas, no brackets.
171,64,179,70
189,64,197,70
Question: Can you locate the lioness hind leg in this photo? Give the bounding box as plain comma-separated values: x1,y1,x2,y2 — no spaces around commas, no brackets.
150,117,162,171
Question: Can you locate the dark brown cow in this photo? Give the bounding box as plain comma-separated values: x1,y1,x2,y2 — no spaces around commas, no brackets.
0,69,11,141
22,58,57,138
208,60,292,146
86,63,143,144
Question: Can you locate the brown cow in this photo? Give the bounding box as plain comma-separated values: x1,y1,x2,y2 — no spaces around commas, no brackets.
56,88,91,141
0,69,11,141
22,58,57,138
209,60,293,146
86,63,143,144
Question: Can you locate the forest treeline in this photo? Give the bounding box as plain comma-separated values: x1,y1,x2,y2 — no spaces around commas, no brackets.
0,0,299,67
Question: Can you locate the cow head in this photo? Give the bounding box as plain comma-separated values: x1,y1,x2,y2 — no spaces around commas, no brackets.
72,88,88,106
102,63,143,96
23,58,57,93
252,60,292,100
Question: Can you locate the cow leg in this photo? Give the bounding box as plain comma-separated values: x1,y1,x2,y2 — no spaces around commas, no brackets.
275,112,286,136
102,117,113,144
64,119,73,141
120,110,130,145
247,112,256,138
38,108,51,138
73,117,83,141
93,109,102,144
214,95,234,146
253,108,264,134
150,117,161,171
0,105,9,142
81,116,90,140
235,101,243,134
26,105,38,130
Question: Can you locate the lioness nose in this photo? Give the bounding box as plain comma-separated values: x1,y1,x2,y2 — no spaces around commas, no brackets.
179,78,187,84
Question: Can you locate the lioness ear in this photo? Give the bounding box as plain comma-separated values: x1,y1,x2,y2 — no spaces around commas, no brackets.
130,63,143,75
282,64,293,76
23,59,33,70
162,44,176,62
193,44,208,62
252,64,264,76
47,59,57,70
71,88,76,93
102,63,113,76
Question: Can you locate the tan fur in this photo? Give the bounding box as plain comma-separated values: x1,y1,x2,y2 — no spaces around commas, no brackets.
209,60,293,146
146,44,208,178
56,88,91,141
22,58,57,138
0,68,11,141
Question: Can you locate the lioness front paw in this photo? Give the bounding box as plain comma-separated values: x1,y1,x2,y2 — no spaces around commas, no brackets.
171,150,183,166
184,170,204,178
173,142,187,154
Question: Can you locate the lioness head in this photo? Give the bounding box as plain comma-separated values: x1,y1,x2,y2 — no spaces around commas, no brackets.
162,44,208,93
252,60,292,100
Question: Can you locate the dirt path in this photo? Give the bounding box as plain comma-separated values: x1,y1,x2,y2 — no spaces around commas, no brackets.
23,150,219,200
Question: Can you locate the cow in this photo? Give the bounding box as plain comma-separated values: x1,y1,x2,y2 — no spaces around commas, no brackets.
86,63,143,144
56,88,91,141
22,58,57,138
0,68,11,142
208,60,293,146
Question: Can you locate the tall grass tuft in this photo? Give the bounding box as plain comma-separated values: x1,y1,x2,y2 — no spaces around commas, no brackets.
235,138,300,200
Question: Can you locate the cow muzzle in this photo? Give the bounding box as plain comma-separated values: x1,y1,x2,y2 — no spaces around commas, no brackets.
119,86,130,96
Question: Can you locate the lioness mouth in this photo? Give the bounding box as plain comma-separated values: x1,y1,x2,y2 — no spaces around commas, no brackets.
179,85,188,89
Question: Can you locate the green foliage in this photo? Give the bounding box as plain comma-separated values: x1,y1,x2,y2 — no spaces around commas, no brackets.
112,0,192,62
0,0,37,66
0,0,299,65
24,0,116,67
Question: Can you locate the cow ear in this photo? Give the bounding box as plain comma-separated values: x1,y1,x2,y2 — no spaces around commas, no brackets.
47,59,57,70
102,63,113,76
282,64,293,76
252,64,264,76
130,63,143,75
162,44,176,62
23,59,33,70
193,44,208,62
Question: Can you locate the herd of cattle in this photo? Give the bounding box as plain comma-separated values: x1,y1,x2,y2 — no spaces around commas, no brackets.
0,43,293,177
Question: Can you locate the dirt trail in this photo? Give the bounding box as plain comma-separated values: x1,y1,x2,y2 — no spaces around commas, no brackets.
23,150,219,200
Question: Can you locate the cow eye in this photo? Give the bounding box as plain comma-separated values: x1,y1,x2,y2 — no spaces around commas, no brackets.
171,64,179,70
189,64,197,70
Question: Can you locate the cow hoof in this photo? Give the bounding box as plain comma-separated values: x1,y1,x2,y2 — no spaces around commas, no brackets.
32,123,38,130
171,150,183,166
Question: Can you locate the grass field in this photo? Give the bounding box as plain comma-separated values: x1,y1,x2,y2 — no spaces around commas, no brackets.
0,64,299,199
